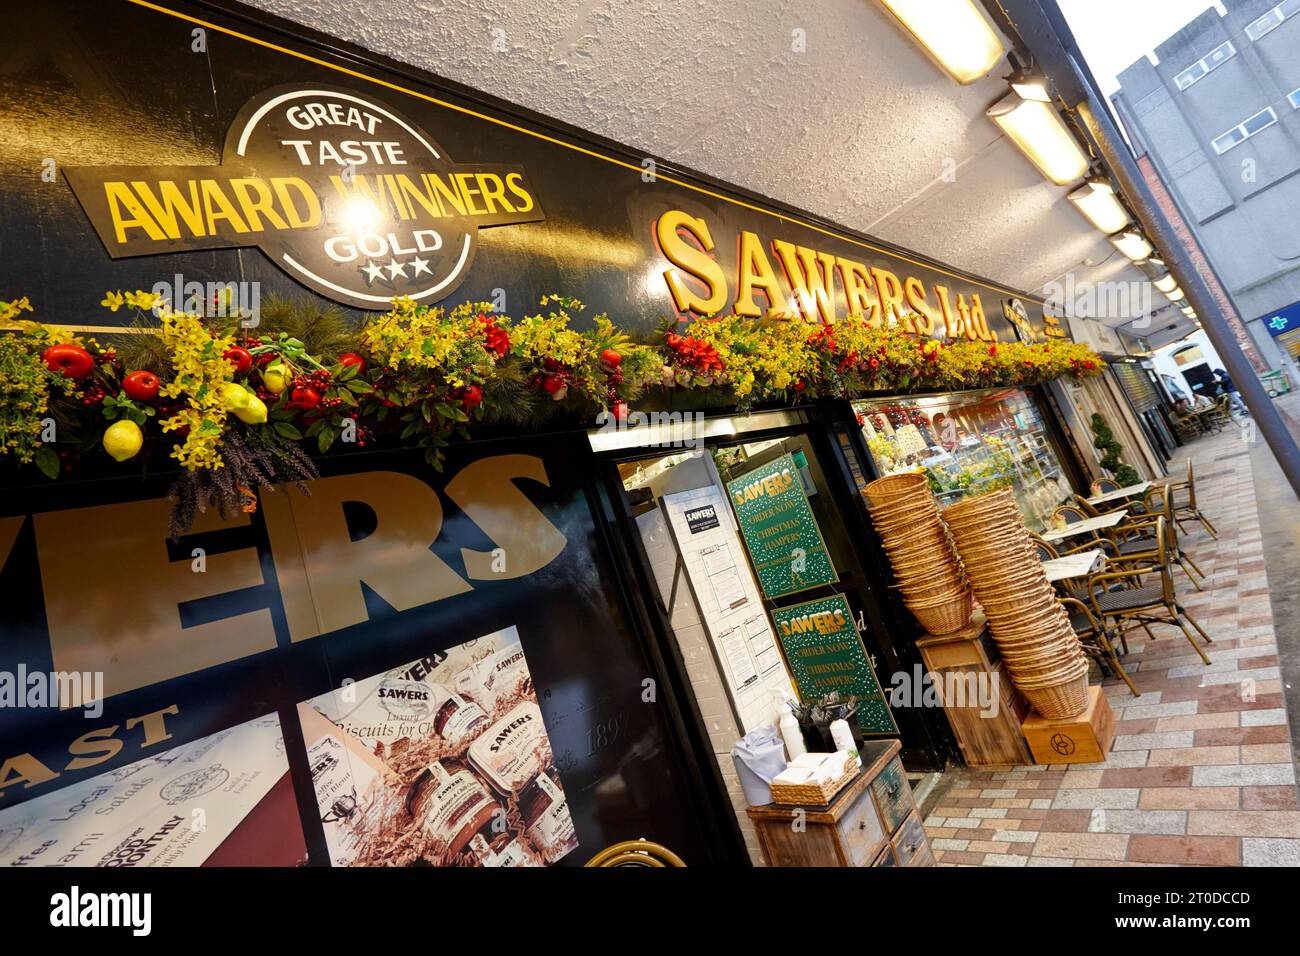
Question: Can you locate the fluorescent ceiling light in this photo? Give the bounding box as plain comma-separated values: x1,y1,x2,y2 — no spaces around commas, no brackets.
1161,286,1184,303
1067,180,1129,233
879,0,1006,84
1153,273,1178,293
1010,71,1052,102
988,92,1090,185
1108,230,1154,261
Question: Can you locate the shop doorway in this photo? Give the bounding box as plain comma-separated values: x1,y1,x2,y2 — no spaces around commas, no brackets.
600,411,957,796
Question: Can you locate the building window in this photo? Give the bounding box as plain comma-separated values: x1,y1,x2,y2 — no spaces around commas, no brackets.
1245,0,1300,41
1173,41,1236,90
1289,87,1300,109
1211,107,1278,153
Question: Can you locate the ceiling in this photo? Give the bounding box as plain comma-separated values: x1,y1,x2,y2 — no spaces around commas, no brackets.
245,0,1192,344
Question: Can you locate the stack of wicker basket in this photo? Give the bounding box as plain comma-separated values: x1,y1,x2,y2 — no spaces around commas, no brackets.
942,490,1089,720
864,472,972,636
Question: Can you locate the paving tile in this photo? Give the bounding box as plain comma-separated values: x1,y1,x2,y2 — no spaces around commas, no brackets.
1059,770,1103,788
1153,713,1239,731
1186,810,1300,837
934,850,985,865
980,853,1028,867
1240,743,1293,764
1241,787,1299,810
992,829,1038,843
1242,839,1300,866
1194,726,1290,747
1240,709,1287,726
1144,746,1239,767
931,838,970,851
1090,810,1187,835
1200,666,1280,686
991,798,1032,809
1138,787,1239,810
969,808,1008,819
1100,767,1194,788
1112,731,1195,751
1032,831,1129,860
944,817,980,829
1125,834,1241,866
1118,700,1199,720
979,788,1018,798
1192,764,1296,788
1051,788,1140,809
1026,857,1074,867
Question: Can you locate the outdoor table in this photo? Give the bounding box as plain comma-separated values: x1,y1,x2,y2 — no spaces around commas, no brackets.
1039,509,1127,543
1085,481,1152,505
1041,549,1105,583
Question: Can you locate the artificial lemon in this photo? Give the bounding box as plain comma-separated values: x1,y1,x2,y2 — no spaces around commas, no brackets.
219,382,252,410
262,365,288,395
232,393,268,424
103,420,143,462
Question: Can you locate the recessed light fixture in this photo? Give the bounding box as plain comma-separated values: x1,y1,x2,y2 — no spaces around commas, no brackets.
879,0,1006,84
1153,273,1178,293
1161,286,1185,303
1108,230,1154,261
988,91,1090,185
1067,180,1129,233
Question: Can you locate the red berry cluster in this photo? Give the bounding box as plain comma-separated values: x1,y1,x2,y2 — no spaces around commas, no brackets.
664,332,724,376
80,383,108,407
475,313,510,358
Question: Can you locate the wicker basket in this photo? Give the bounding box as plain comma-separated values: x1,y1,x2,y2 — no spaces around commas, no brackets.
863,472,930,506
769,754,858,806
908,593,973,635
942,490,1018,525
1018,668,1090,720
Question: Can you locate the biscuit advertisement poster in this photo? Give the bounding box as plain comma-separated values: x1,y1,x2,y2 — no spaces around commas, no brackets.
0,714,307,868
299,626,579,867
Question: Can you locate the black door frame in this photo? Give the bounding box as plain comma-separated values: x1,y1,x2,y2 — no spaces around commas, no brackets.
589,404,961,778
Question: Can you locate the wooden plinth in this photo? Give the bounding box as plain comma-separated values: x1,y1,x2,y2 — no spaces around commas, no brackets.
1021,685,1115,765
916,612,1033,767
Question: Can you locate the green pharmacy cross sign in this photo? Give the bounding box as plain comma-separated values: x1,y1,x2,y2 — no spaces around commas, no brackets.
726,453,837,599
771,594,897,735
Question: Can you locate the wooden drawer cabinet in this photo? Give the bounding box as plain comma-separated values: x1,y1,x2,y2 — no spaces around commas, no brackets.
870,757,911,834
892,810,932,866
746,740,933,867
837,787,886,867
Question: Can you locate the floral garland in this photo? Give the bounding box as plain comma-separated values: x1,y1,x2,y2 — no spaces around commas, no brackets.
0,292,1103,534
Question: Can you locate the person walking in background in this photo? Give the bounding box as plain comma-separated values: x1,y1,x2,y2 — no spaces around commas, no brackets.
1214,368,1249,416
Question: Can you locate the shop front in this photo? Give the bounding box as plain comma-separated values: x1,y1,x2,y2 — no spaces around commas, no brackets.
0,0,1112,867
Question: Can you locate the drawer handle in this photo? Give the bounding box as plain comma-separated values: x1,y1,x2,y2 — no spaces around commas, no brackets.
886,782,901,797
858,820,867,831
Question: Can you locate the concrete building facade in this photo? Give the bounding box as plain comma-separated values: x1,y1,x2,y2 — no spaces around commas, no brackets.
1111,0,1300,380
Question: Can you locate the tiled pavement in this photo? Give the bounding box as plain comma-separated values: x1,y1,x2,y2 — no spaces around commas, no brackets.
924,414,1300,867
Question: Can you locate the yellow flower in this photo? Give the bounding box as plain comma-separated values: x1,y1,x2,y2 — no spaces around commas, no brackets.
100,291,126,312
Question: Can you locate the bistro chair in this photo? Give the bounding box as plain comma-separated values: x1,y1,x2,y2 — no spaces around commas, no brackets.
1167,459,1218,539
1074,492,1145,520
585,840,686,867
1051,503,1090,525
1059,596,1139,697
1090,477,1120,496
1115,486,1205,589
1084,518,1212,665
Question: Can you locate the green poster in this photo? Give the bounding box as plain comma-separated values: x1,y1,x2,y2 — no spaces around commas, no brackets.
771,594,897,735
726,453,837,599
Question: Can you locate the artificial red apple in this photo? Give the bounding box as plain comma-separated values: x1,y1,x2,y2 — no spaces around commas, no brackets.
600,348,623,368
223,346,253,375
338,353,366,372
42,344,94,380
290,386,321,410
461,384,483,410
121,370,161,401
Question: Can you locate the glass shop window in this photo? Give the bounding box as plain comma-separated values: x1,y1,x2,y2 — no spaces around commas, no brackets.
852,387,1074,532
